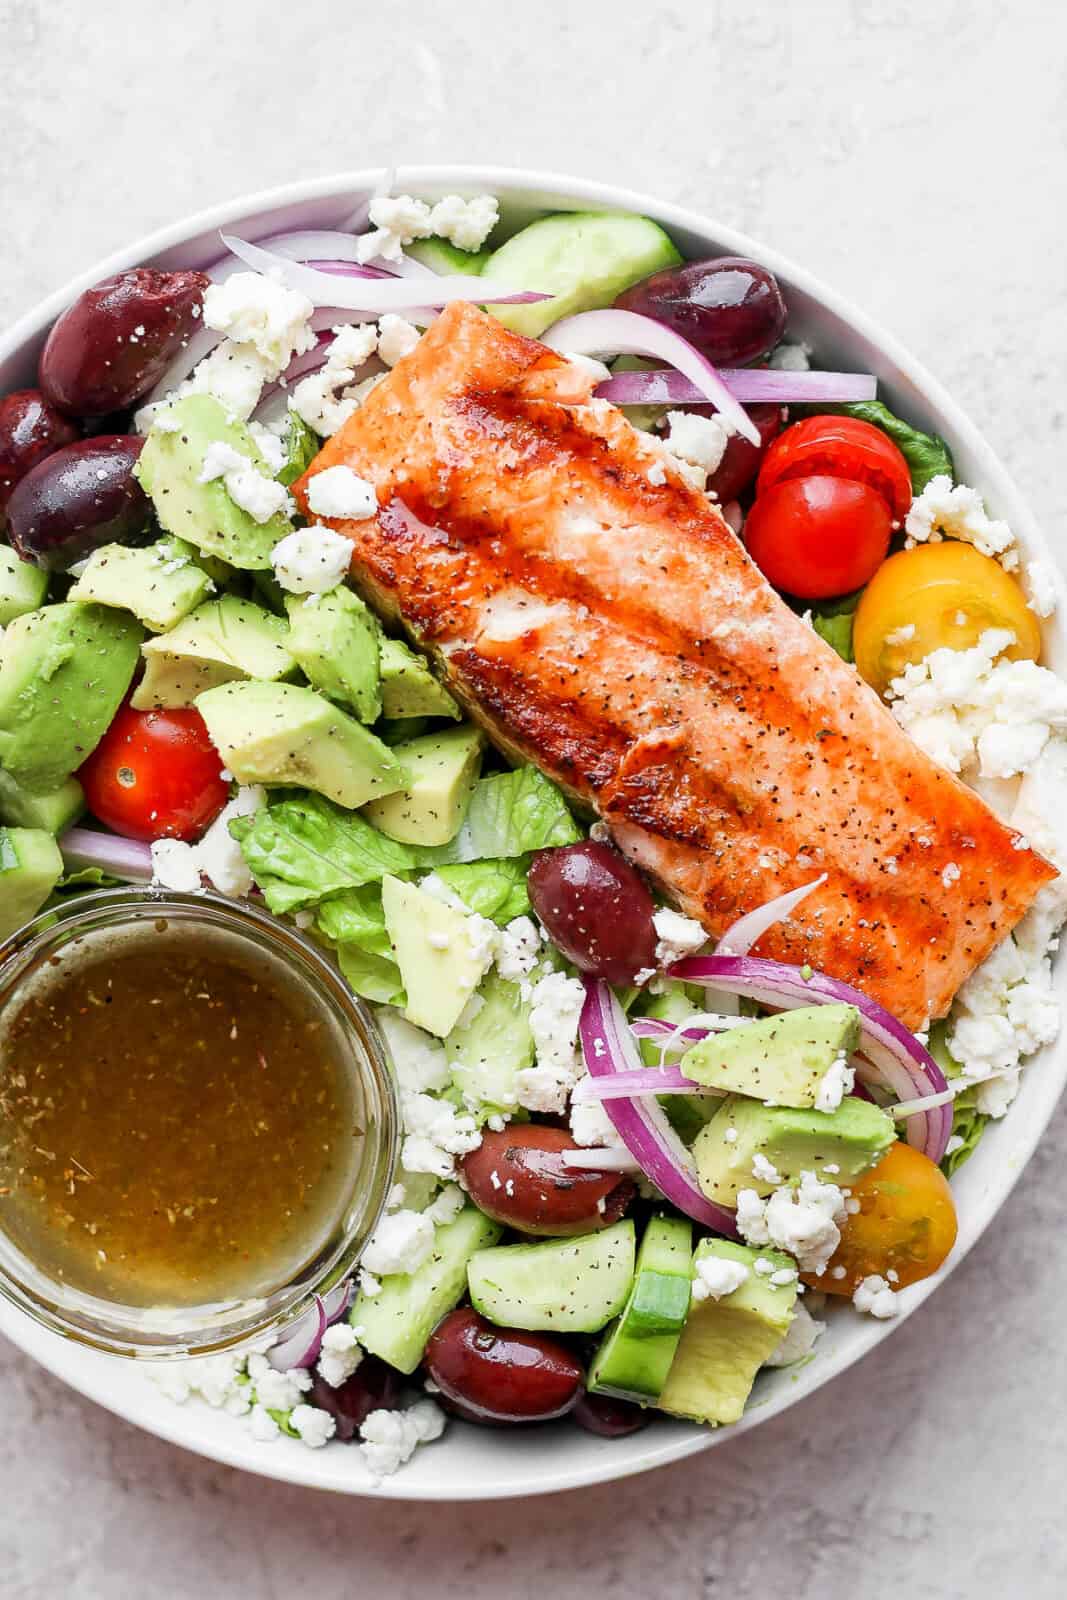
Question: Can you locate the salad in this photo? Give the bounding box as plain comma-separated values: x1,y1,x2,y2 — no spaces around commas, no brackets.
0,183,1063,1484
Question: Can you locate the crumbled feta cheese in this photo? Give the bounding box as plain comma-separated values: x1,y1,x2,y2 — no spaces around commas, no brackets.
306,464,378,520
764,1300,825,1366
376,314,422,367
150,838,202,893
358,1268,382,1299
357,195,434,264
465,912,500,970
193,785,265,897
150,1351,248,1410
359,1399,445,1479
290,1403,337,1448
496,916,541,985
202,272,316,372
178,340,276,422
653,906,708,968
400,1091,481,1178
947,929,1060,1115
316,1324,363,1388
249,1403,281,1441
428,193,499,252
569,1092,627,1151
663,410,732,489
691,1254,751,1302
852,1273,899,1319
424,1183,466,1225
736,1172,846,1275
887,627,1067,779
247,419,288,475
515,971,587,1113
375,1010,450,1092
292,322,380,437
944,1134,965,1157
270,525,353,594
1026,558,1058,618
767,342,812,371
198,440,293,524
361,1208,436,1276
249,1357,312,1413
751,1152,782,1184
904,474,1017,568
815,1052,855,1113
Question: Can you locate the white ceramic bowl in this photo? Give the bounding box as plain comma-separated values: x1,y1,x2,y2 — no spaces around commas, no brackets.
0,165,1063,1500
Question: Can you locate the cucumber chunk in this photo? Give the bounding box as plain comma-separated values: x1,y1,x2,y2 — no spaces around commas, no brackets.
467,1220,635,1334
351,1205,502,1375
588,1215,692,1402
484,212,682,339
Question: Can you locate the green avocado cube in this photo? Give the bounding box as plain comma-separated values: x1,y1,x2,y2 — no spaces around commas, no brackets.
0,546,48,625
693,1094,897,1208
133,596,295,710
362,724,485,847
0,826,64,940
378,636,460,720
285,588,382,723
67,537,213,632
0,768,84,834
680,1003,861,1109
382,873,494,1038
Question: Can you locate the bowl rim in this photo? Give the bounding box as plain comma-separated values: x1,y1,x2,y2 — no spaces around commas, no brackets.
0,162,1062,1501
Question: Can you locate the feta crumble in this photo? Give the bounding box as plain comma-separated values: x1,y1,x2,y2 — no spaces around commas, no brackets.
664,410,733,488
736,1172,846,1276
515,971,587,1113
904,474,1017,569
428,193,499,252
317,1324,363,1389
852,1273,899,1319
359,1399,445,1479
357,195,434,263
376,314,422,367
496,916,541,986
306,464,378,521
375,1011,450,1093
362,1208,436,1276
946,930,1060,1115
202,272,316,372
765,1300,826,1366
569,1092,627,1152
768,341,812,371
814,1052,855,1114
290,1403,337,1448
150,837,203,893
292,322,380,437
691,1254,750,1302
400,1091,481,1179
198,440,293,524
653,906,708,968
751,1152,782,1184
1026,558,1058,618
270,525,353,594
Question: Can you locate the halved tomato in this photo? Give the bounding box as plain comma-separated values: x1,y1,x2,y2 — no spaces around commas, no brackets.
757,415,913,522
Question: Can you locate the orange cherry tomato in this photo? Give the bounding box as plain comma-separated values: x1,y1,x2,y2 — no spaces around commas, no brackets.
804,1140,958,1297
758,415,913,522
80,701,229,843
853,542,1042,695
744,474,892,599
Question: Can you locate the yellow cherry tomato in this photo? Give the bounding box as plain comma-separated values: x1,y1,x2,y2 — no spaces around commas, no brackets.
853,542,1042,695
803,1141,958,1297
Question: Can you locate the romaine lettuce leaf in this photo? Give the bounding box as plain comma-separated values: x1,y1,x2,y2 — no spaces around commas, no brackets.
336,942,406,1006
419,766,581,864
315,884,406,1005
430,858,532,923
230,793,417,914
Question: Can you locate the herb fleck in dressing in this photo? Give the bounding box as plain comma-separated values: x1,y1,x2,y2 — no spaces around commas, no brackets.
0,921,363,1308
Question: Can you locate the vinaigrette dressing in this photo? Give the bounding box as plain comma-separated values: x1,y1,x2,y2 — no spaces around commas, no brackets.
0,919,364,1309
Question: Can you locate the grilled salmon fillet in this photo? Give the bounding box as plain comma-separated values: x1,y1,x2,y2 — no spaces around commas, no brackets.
295,302,1056,1028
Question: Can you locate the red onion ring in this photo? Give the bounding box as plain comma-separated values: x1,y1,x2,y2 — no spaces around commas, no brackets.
595,367,878,407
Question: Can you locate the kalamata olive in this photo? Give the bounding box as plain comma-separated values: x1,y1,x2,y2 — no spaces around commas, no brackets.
425,1308,583,1424
706,402,783,506
616,257,787,368
0,389,81,519
573,1390,651,1438
39,267,209,417
460,1125,635,1236
7,435,152,570
528,840,657,984
308,1356,402,1442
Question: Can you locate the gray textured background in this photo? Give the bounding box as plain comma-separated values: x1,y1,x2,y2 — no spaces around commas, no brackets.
3,1,1067,1594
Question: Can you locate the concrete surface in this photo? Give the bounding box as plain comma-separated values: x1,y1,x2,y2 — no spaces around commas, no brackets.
2,0,1067,1594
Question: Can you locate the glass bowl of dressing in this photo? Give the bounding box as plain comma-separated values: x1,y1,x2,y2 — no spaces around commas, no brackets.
0,888,397,1359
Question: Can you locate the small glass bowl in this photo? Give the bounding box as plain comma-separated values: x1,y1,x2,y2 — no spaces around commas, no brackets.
0,888,397,1360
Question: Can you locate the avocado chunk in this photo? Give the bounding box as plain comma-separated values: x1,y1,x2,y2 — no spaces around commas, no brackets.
378,635,461,720
363,724,485,846
0,546,48,626
468,1220,636,1335
0,603,142,792
680,1003,861,1109
352,1205,502,1375
484,211,683,339
0,768,84,834
67,536,214,632
381,873,496,1038
285,588,382,723
693,1094,897,1208
133,596,295,710
406,238,492,276
133,394,291,570
0,826,64,940
445,969,534,1114
589,1215,693,1403
658,1239,797,1426
196,681,406,810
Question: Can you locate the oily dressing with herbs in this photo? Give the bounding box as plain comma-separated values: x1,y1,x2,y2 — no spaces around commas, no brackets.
0,918,364,1308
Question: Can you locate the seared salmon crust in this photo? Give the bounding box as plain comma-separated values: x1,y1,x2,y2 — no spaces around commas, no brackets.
296,302,1056,1029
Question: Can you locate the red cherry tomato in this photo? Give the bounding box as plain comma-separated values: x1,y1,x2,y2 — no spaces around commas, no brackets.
744,475,892,600
80,703,229,843
757,416,913,522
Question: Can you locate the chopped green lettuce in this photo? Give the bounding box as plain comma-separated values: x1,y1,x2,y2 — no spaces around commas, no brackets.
314,884,406,1004
828,401,954,494
336,942,406,1006
277,408,320,487
421,766,581,864
430,858,532,923
230,793,417,914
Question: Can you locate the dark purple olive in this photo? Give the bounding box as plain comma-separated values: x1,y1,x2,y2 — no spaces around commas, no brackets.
461,1126,635,1236
308,1356,403,1442
528,840,657,984
706,402,783,506
617,257,787,368
573,1389,651,1438
39,267,209,417
425,1308,583,1425
6,435,152,570
0,389,81,519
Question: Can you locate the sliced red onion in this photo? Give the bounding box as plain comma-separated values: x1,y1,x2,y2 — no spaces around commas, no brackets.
220,234,546,310
629,1015,743,1046
559,1148,641,1172
59,827,153,883
670,955,952,1164
542,310,759,445
572,1067,723,1102
890,1087,957,1119
267,1294,327,1372
714,875,827,958
579,980,738,1235
595,368,878,407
